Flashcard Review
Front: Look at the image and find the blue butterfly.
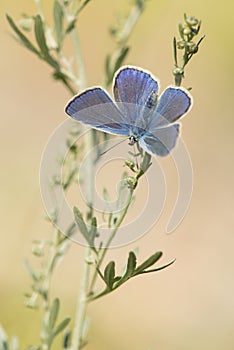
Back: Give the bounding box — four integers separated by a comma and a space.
65, 66, 193, 156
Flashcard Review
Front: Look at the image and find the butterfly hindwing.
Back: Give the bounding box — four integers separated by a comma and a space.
139, 123, 180, 156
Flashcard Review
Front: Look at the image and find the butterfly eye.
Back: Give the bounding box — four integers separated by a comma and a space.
128, 135, 138, 146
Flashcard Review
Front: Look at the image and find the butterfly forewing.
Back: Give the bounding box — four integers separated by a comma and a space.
66, 87, 130, 136
113, 67, 160, 126
150, 87, 192, 128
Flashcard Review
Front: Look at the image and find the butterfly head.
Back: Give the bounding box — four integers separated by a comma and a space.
128, 135, 138, 146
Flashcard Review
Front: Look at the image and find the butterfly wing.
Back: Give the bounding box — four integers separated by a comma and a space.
113, 66, 160, 128
150, 86, 192, 128
139, 123, 180, 156
140, 87, 191, 155
65, 87, 130, 136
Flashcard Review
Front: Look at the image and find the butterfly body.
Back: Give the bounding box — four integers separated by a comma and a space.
65, 66, 193, 156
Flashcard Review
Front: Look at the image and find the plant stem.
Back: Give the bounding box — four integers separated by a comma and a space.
71, 247, 91, 350
88, 189, 134, 295
71, 29, 87, 91
40, 228, 59, 349
116, 2, 144, 45
69, 23, 94, 350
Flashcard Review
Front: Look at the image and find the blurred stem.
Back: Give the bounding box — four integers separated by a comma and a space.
71, 29, 87, 90
68, 20, 94, 350
71, 247, 91, 350
117, 2, 144, 45
76, 0, 92, 16
40, 228, 57, 350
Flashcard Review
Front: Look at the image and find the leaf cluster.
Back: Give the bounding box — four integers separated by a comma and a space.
92, 251, 174, 300
6, 0, 83, 94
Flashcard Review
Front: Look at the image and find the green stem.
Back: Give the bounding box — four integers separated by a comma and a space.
71, 29, 87, 91
68, 20, 94, 350
71, 247, 91, 350
89, 188, 134, 295
40, 228, 59, 349
88, 152, 150, 297
116, 2, 144, 45
75, 0, 92, 16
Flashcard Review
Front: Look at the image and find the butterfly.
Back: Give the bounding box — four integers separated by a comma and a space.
65, 66, 193, 156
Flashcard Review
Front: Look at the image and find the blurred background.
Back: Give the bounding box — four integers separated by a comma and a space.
1, 0, 234, 349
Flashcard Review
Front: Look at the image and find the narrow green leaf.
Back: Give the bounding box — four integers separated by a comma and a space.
133, 252, 163, 276
113, 251, 137, 288
34, 15, 50, 57
49, 298, 60, 331
140, 152, 152, 173
54, 0, 64, 49
63, 166, 78, 190
103, 261, 115, 290
34, 15, 59, 69
125, 251, 137, 277
63, 331, 71, 349
173, 37, 178, 66
113, 46, 129, 72
75, 0, 92, 16
34, 16, 60, 68
89, 217, 97, 245
53, 317, 70, 338
137, 258, 175, 274
6, 14, 40, 56
73, 207, 89, 242
64, 19, 77, 35
136, 0, 145, 10
113, 276, 122, 283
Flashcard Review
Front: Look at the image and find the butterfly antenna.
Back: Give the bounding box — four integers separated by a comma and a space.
100, 137, 128, 156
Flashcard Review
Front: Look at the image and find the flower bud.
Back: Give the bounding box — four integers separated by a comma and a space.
186, 16, 199, 27
173, 67, 184, 76
188, 42, 199, 54
18, 17, 33, 31
32, 245, 44, 257
177, 39, 185, 49
125, 176, 137, 189
124, 159, 136, 172
183, 26, 191, 35
85, 255, 95, 265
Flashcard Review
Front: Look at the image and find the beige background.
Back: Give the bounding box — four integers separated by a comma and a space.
1, 0, 234, 349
